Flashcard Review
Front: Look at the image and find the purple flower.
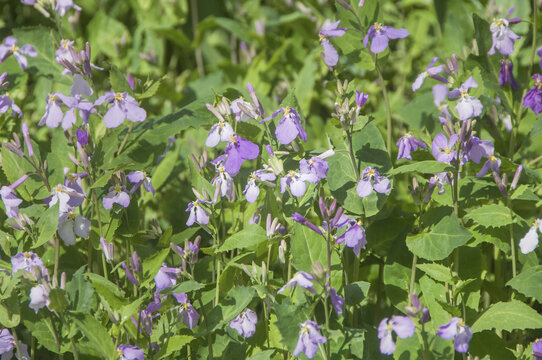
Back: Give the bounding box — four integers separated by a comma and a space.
431, 133, 458, 163
100, 237, 114, 261
0, 36, 37, 70
356, 167, 391, 198
437, 317, 473, 353
211, 164, 235, 201
449, 77, 483, 120
278, 271, 315, 294
76, 128, 88, 146
224, 135, 259, 176
488, 18, 520, 55
519, 219, 542, 254
205, 118, 234, 147
0, 329, 14, 355
55, 0, 81, 16
103, 184, 130, 210
466, 136, 494, 164
292, 212, 322, 235
0, 94, 22, 118
58, 208, 91, 245
355, 91, 368, 109
117, 345, 144, 360
185, 200, 210, 226
29, 284, 50, 313
280, 171, 312, 197
533, 338, 542, 360
243, 167, 276, 203
319, 20, 346, 68
363, 23, 409, 54
299, 157, 329, 183
11, 252, 45, 276
329, 287, 344, 315
154, 264, 179, 291
247, 82, 264, 118
424, 172, 451, 202
336, 218, 367, 256
57, 93, 95, 130
412, 57, 446, 91
229, 308, 258, 338
174, 293, 200, 329
377, 316, 415, 355
38, 93, 64, 128
262, 107, 307, 145
127, 171, 155, 196
476, 155, 501, 177
0, 186, 22, 219
523, 74, 542, 115
432, 84, 450, 117
231, 98, 258, 122
95, 91, 146, 128
293, 320, 327, 359
121, 262, 139, 285
396, 133, 427, 160
499, 59, 518, 88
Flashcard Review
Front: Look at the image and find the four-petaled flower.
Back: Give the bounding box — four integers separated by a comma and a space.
243, 167, 276, 203
293, 320, 327, 359
0, 36, 37, 70
476, 155, 501, 177
262, 107, 307, 145
363, 23, 409, 54
29, 284, 50, 313
229, 308, 258, 338
117, 345, 144, 360
489, 18, 520, 55
519, 218, 542, 254
449, 77, 483, 121
224, 135, 259, 175
396, 133, 427, 160
356, 167, 391, 198
412, 57, 447, 91
58, 208, 91, 245
186, 200, 210, 226
437, 317, 473, 353
11, 251, 46, 276
533, 338, 542, 360
319, 20, 347, 68
173, 293, 200, 329
103, 184, 130, 210
336, 218, 367, 255
523, 74, 542, 115
377, 316, 415, 355
95, 91, 146, 128
280, 170, 312, 197
432, 133, 458, 163
278, 271, 315, 294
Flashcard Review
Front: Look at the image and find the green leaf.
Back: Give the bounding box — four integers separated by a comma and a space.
389, 161, 453, 176
471, 300, 542, 332
142, 247, 170, 288
33, 203, 59, 249
344, 281, 371, 306
416, 263, 454, 283
202, 286, 255, 335
13, 27, 62, 76
73, 314, 116, 360
163, 280, 203, 295
406, 213, 472, 261
86, 273, 127, 309
48, 288, 68, 313
24, 320, 70, 354
110, 66, 133, 94
273, 298, 308, 353
530, 116, 542, 138
216, 224, 267, 253
66, 267, 95, 313
506, 266, 542, 303
156, 335, 193, 359
89, 171, 113, 189
87, 11, 129, 60
0, 294, 20, 327
464, 204, 513, 228
291, 223, 328, 272
137, 76, 165, 100
151, 146, 178, 191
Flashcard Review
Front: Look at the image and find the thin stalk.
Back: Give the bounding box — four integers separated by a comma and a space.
48, 312, 62, 356
408, 254, 418, 305
346, 129, 360, 181
507, 196, 517, 278
116, 123, 134, 156
31, 336, 35, 360
190, 0, 205, 76
11, 330, 23, 360
373, 56, 393, 156
323, 297, 331, 360
196, 294, 213, 359
215, 258, 221, 306
528, 0, 538, 80
54, 236, 61, 285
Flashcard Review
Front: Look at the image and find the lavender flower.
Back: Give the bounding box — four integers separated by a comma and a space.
94, 91, 146, 128
329, 286, 344, 315
336, 218, 367, 255
278, 271, 315, 294
280, 171, 311, 197
0, 94, 23, 118
466, 136, 494, 164
57, 92, 94, 130
449, 77, 483, 120
117, 345, 144, 360
55, 0, 81, 17
437, 317, 473, 353
29, 284, 50, 313
224, 135, 259, 175
211, 164, 235, 201
299, 156, 329, 183
292, 212, 322, 235
0, 186, 22, 219
432, 84, 450, 117
262, 107, 307, 145
154, 264, 179, 292
100, 237, 114, 261
355, 91, 368, 109
243, 167, 276, 203
412, 57, 446, 91
293, 320, 327, 359
127, 171, 155, 196
519, 219, 542, 254
76, 128, 88, 146
205, 118, 234, 147
356, 167, 391, 198
174, 293, 200, 329
499, 59, 518, 88
246, 82, 264, 118
488, 18, 520, 55
230, 98, 258, 122
0, 36, 37, 70
377, 316, 415, 355
103, 184, 130, 210
11, 252, 45, 276
186, 200, 210, 226
476, 155, 501, 177
319, 20, 346, 68
0, 329, 14, 355
396, 133, 427, 160
523, 74, 542, 115
533, 338, 542, 360
38, 93, 64, 128
432, 133, 458, 163
229, 308, 258, 338
363, 23, 409, 54
121, 262, 139, 285
58, 208, 91, 245
424, 172, 451, 202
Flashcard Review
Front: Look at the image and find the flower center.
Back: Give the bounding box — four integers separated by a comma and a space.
219, 166, 225, 173
489, 155, 497, 162
288, 170, 296, 178
319, 34, 325, 41
536, 78, 542, 90
387, 322, 393, 331
114, 185, 122, 193
24, 252, 31, 259
534, 219, 539, 227
444, 148, 451, 154
49, 94, 59, 102
62, 40, 70, 49
308, 159, 314, 165
284, 106, 291, 115
68, 174, 77, 182
117, 349, 123, 356
458, 319, 466, 327
11, 44, 19, 52
374, 23, 383, 32
55, 185, 64, 192
68, 211, 76, 219
218, 121, 225, 128
114, 93, 124, 101
493, 18, 504, 27
193, 201, 199, 207
367, 169, 375, 177
229, 135, 237, 144
250, 172, 257, 180
460, 90, 468, 97
301, 325, 309, 333
403, 132, 411, 139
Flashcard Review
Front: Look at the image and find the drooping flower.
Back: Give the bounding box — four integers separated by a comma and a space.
11, 252, 45, 276
185, 200, 210, 226
356, 167, 391, 198
519, 219, 542, 254
117, 345, 144, 360
488, 18, 520, 55
355, 91, 368, 109
396, 133, 427, 160
532, 338, 542, 360
329, 286, 345, 315
523, 74, 542, 115
449, 77, 483, 121
465, 136, 494, 164
211, 163, 235, 201
278, 271, 315, 294
280, 171, 312, 197
0, 36, 37, 70
246, 82, 264, 118
476, 155, 501, 177
76, 128, 88, 146
299, 156, 330, 183
205, 117, 234, 147
229, 308, 258, 338
58, 208, 91, 245
0, 94, 23, 118
336, 218, 367, 255
230, 98, 258, 122
55, 0, 81, 17
377, 316, 416, 355
154, 264, 179, 292
412, 57, 447, 91
261, 107, 307, 145
121, 262, 139, 285
437, 317, 473, 353
319, 20, 347, 68
292, 212, 322, 235
127, 171, 155, 196
94, 91, 146, 128
243, 166, 276, 203
103, 184, 130, 210
293, 320, 327, 359
0, 186, 23, 218
173, 293, 200, 329
224, 135, 259, 176
29, 284, 50, 313
0, 329, 14, 355
100, 237, 114, 261
363, 23, 409, 54
431, 133, 458, 163
424, 172, 452, 202
38, 93, 64, 128
499, 59, 518, 88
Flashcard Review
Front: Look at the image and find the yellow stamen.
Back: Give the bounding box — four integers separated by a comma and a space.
284, 106, 291, 115
319, 34, 325, 41
489, 155, 497, 162
387, 322, 393, 331
114, 185, 122, 193
114, 93, 124, 101
300, 325, 309, 333
367, 169, 375, 177
289, 170, 296, 177
11, 44, 19, 52
460, 90, 468, 97
229, 135, 237, 144
49, 94, 59, 102
444, 148, 451, 154
374, 23, 383, 31
534, 219, 539, 227
219, 166, 225, 173
308, 159, 314, 165
24, 252, 31, 259
68, 211, 77, 220
61, 40, 70, 49
55, 186, 63, 192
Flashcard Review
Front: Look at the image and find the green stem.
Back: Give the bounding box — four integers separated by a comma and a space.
323, 297, 331, 360
11, 329, 23, 360
116, 123, 134, 157
346, 129, 360, 181
48, 312, 62, 356
528, 0, 538, 80
408, 254, 418, 305
507, 196, 517, 278
373, 55, 393, 156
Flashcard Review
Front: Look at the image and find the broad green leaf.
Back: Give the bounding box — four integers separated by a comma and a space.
163, 280, 204, 295
344, 281, 371, 306
73, 314, 116, 360
290, 223, 339, 273
273, 298, 309, 353
110, 66, 133, 94
247, 350, 275, 360
151, 146, 178, 191
216, 224, 267, 253
88, 11, 130, 60
416, 263, 454, 283
471, 300, 542, 332
156, 335, 193, 359
23, 320, 70, 354
89, 171, 113, 189
464, 204, 513, 228
66, 267, 95, 313
48, 288, 68, 313
407, 213, 472, 261
389, 161, 453, 176
13, 27, 62, 76
0, 294, 20, 328
202, 286, 255, 335
530, 116, 542, 138
86, 273, 127, 309
507, 266, 542, 302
